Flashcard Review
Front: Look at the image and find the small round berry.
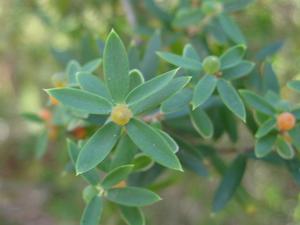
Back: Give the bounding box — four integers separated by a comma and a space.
277, 112, 296, 132
203, 56, 221, 75
111, 104, 132, 126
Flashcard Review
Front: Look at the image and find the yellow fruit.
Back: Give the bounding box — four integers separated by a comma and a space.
277, 112, 296, 132
111, 104, 132, 126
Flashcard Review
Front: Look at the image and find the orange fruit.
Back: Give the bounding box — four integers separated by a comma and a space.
277, 112, 296, 132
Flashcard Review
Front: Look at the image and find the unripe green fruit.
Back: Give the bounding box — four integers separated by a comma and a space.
82, 185, 98, 203
202, 0, 223, 15
202, 56, 221, 74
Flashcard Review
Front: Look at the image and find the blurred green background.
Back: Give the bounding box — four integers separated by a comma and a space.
1, 0, 300, 224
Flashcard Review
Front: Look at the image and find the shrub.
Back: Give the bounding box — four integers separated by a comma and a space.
23, 1, 300, 224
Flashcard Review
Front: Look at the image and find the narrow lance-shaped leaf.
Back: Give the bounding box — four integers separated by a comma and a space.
80, 196, 103, 225
157, 51, 202, 71
67, 139, 99, 185
120, 206, 145, 225
77, 72, 112, 101
35, 129, 48, 159
110, 134, 137, 170
218, 14, 246, 44
240, 90, 276, 115
67, 60, 81, 85
276, 136, 295, 159
126, 119, 183, 171
192, 75, 217, 109
129, 69, 145, 91
130, 76, 191, 115
217, 79, 246, 121
82, 58, 102, 73
140, 31, 161, 79
190, 107, 214, 139
255, 134, 277, 158
222, 61, 255, 81
126, 69, 178, 104
102, 165, 134, 189
46, 88, 112, 115
220, 45, 246, 69
212, 154, 247, 212
288, 80, 300, 93
161, 88, 192, 114
107, 187, 161, 207
103, 30, 129, 102
76, 123, 121, 174
255, 118, 276, 138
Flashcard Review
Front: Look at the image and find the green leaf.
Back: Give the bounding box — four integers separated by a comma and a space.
82, 185, 98, 204
212, 155, 247, 212
263, 63, 280, 94
132, 154, 154, 172
157, 129, 179, 153
35, 129, 48, 159
80, 196, 103, 225
46, 88, 112, 115
77, 72, 112, 100
220, 45, 246, 69
240, 90, 276, 115
110, 134, 137, 170
222, 61, 255, 80
288, 80, 300, 93
103, 30, 129, 102
255, 118, 276, 138
22, 112, 44, 123
76, 123, 121, 174
157, 52, 202, 71
178, 150, 208, 177
120, 206, 145, 225
172, 7, 203, 28
130, 77, 191, 115
289, 126, 300, 151
217, 79, 246, 121
140, 31, 161, 79
276, 136, 295, 159
255, 134, 276, 158
107, 187, 161, 207
67, 140, 99, 185
192, 75, 217, 109
67, 60, 81, 86
224, 0, 254, 13
126, 69, 178, 104
102, 165, 134, 189
161, 89, 192, 113
190, 107, 214, 138
82, 58, 102, 73
129, 69, 145, 91
126, 119, 182, 171
218, 14, 246, 44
